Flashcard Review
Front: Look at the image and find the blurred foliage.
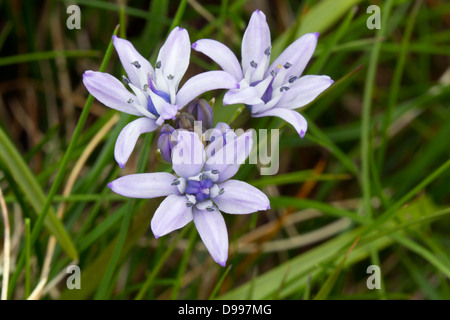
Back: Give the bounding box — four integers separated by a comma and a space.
0, 0, 449, 300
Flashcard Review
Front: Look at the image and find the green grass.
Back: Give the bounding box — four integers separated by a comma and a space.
0, 0, 449, 300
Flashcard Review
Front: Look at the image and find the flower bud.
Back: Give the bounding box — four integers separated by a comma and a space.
174, 112, 196, 131
184, 98, 214, 131
157, 124, 176, 163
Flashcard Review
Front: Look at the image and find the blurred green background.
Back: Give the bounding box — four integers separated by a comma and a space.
0, 0, 449, 300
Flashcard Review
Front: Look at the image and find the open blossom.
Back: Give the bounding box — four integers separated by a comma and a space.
108, 130, 270, 266
83, 27, 238, 168
192, 10, 333, 138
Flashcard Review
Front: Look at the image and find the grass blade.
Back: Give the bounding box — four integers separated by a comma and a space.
0, 126, 78, 259
314, 236, 360, 300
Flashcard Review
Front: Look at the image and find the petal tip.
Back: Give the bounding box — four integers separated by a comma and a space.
218, 260, 227, 267
266, 205, 271, 210
299, 130, 306, 139
253, 9, 266, 19
118, 162, 125, 169
191, 42, 197, 49
82, 70, 92, 78
254, 9, 266, 16
107, 182, 113, 189
151, 224, 161, 239
314, 32, 320, 38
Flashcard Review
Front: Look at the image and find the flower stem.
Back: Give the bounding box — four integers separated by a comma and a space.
229, 106, 251, 129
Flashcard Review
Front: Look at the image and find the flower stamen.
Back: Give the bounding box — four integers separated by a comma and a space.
288, 75, 298, 83
131, 61, 141, 68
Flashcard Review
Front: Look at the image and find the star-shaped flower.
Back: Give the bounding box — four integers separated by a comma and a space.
108, 130, 270, 266
193, 10, 333, 138
83, 27, 238, 168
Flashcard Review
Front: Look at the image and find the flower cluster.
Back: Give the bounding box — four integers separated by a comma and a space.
83, 10, 332, 266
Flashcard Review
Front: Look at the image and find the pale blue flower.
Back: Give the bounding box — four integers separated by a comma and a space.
108, 131, 270, 266
83, 27, 238, 168
193, 10, 333, 138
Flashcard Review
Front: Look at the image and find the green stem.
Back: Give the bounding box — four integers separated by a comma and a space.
0, 50, 99, 66
229, 107, 251, 129
359, 0, 394, 302
363, 158, 450, 237
209, 264, 233, 300
170, 226, 197, 300
135, 226, 190, 300
168, 0, 188, 31
29, 25, 119, 253
377, 0, 422, 170
360, 0, 393, 219
24, 218, 31, 299
7, 25, 119, 299
94, 200, 134, 299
